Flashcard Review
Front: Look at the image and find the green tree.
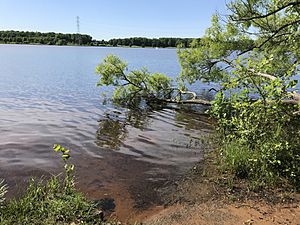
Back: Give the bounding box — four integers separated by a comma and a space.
178, 0, 300, 188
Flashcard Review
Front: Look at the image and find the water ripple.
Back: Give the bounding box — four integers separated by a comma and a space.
0, 45, 214, 205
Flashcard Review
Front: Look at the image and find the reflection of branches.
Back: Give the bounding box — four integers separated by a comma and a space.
174, 109, 213, 131
95, 109, 152, 150
125, 109, 152, 129
95, 104, 214, 150
95, 117, 128, 150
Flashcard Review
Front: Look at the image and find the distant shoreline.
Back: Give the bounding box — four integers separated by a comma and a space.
0, 30, 192, 49
0, 42, 177, 49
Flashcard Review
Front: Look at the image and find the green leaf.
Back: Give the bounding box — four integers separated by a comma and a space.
53, 144, 61, 152
62, 154, 70, 160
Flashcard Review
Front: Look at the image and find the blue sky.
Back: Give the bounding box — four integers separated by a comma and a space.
0, 0, 228, 40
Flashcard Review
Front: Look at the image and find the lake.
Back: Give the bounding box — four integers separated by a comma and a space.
0, 44, 213, 220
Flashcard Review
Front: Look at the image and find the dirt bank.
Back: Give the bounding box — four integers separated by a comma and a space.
140, 154, 300, 225
75, 150, 300, 225
144, 200, 300, 225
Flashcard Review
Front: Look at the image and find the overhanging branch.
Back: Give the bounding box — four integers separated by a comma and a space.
231, 1, 300, 22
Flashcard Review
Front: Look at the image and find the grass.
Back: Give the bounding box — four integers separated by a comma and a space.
0, 176, 120, 225
0, 144, 122, 225
218, 138, 300, 192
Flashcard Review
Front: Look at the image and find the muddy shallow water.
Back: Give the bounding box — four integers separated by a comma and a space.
0, 45, 214, 221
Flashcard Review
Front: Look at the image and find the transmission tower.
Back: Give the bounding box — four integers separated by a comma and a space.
76, 16, 81, 45
76, 16, 80, 34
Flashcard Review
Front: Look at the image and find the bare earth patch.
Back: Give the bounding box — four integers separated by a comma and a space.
142, 153, 300, 225
144, 200, 300, 225
83, 151, 300, 225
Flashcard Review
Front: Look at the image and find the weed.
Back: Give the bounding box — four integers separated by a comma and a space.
0, 145, 120, 225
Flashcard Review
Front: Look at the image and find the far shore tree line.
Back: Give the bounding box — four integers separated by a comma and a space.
0, 30, 193, 48
99, 37, 193, 48
0, 31, 93, 46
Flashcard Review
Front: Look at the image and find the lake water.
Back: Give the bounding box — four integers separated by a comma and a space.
0, 45, 213, 219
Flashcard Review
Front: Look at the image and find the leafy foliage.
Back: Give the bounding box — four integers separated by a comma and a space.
0, 179, 8, 208
53, 144, 75, 194
96, 54, 172, 107
178, 14, 254, 84
0, 145, 120, 224
212, 93, 300, 188
177, 0, 300, 188
0, 176, 100, 225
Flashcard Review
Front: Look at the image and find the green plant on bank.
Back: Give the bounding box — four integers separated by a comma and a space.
181, 0, 300, 189
96, 0, 300, 190
211, 82, 300, 189
0, 145, 119, 225
198, 0, 300, 190
53, 144, 75, 195
0, 180, 8, 208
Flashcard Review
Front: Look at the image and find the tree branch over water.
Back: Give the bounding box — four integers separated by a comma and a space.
95, 54, 212, 107
96, 0, 300, 190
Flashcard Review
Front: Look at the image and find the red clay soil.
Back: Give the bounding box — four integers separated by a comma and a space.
142, 161, 300, 225
74, 151, 300, 225
143, 200, 300, 225
135, 159, 300, 225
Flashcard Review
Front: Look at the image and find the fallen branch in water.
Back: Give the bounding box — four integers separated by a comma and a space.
163, 98, 212, 106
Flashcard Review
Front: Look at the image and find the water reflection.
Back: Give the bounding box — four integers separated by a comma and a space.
174, 108, 213, 131
0, 45, 217, 221
95, 106, 214, 156
95, 109, 152, 150
96, 116, 128, 150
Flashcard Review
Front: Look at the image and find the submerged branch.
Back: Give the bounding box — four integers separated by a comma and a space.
163, 98, 212, 106
153, 88, 212, 106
